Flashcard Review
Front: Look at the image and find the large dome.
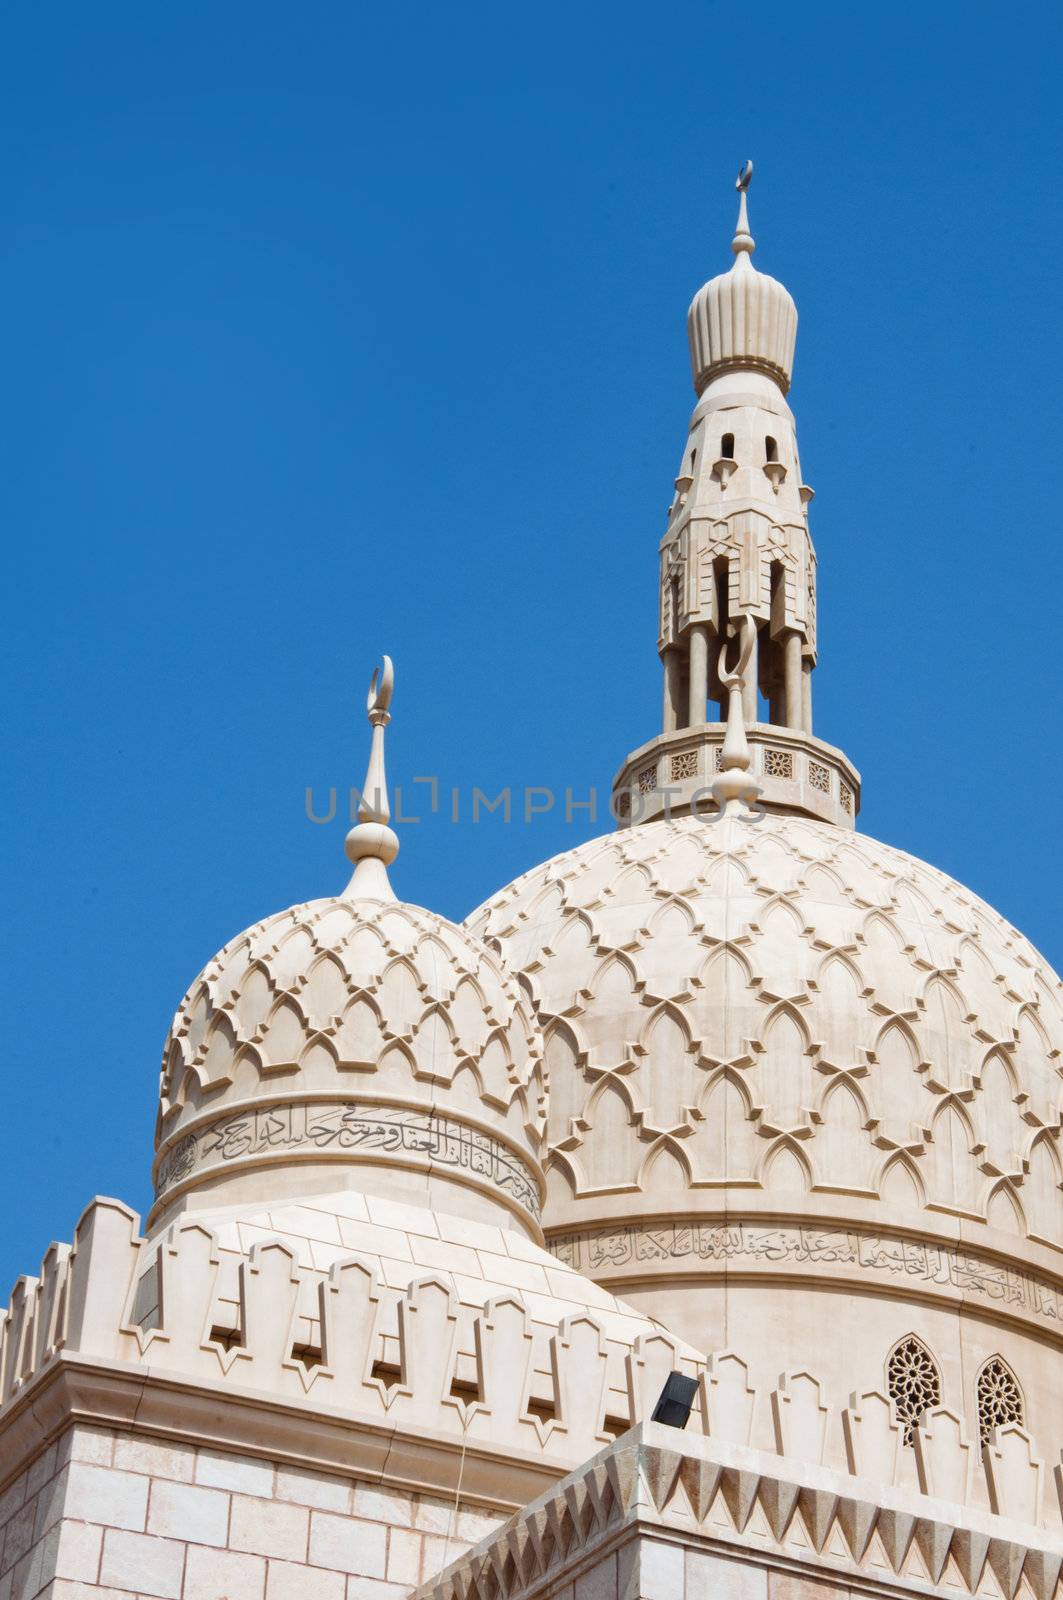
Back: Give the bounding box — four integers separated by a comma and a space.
468, 809, 1063, 1448
152, 894, 546, 1235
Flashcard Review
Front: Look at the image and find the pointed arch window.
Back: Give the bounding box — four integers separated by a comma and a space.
765, 436, 779, 462
721, 432, 735, 461
886, 1334, 941, 1444
977, 1357, 1024, 1444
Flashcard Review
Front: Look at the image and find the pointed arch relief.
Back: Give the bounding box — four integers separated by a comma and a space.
985, 1181, 1025, 1236
1024, 1130, 1063, 1248
760, 1137, 812, 1195
271, 925, 316, 989
634, 1003, 699, 1134
811, 1078, 875, 1195
702, 852, 751, 901
256, 996, 308, 1073
800, 862, 854, 910
976, 1050, 1025, 1177
543, 1020, 590, 1148
345, 922, 391, 987
813, 953, 876, 1072
866, 1018, 932, 1150
471, 1027, 512, 1106
410, 1006, 462, 1088
233, 961, 275, 1038
877, 1153, 926, 1212
748, 899, 812, 1004
693, 945, 758, 1065
691, 1069, 759, 1186
638, 1138, 692, 1196
650, 832, 707, 897
755, 1004, 815, 1134
573, 1078, 645, 1194
544, 1151, 578, 1208
1012, 1006, 1061, 1128
927, 1100, 983, 1216
834, 844, 892, 908
539, 911, 600, 1008
644, 895, 699, 942
416, 934, 461, 1002
301, 952, 352, 1032
376, 957, 424, 1039
957, 937, 1012, 1044
920, 976, 979, 1093
861, 913, 919, 1016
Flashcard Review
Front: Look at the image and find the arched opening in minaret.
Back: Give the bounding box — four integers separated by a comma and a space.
765, 562, 787, 725
710, 557, 730, 721
765, 436, 778, 463
720, 432, 735, 461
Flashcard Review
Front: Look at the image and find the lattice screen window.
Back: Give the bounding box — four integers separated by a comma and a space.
670, 750, 697, 782
977, 1357, 1024, 1444
615, 791, 631, 819
808, 759, 831, 794
840, 783, 853, 813
765, 749, 794, 779
887, 1335, 941, 1444
712, 745, 725, 771
638, 766, 658, 794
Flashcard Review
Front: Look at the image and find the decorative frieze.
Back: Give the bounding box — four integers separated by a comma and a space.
156, 1101, 542, 1220
550, 1221, 1063, 1333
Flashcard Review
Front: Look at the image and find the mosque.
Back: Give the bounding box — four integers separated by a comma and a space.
2, 168, 1061, 1600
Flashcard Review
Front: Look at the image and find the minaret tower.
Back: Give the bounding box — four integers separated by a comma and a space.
612, 163, 861, 827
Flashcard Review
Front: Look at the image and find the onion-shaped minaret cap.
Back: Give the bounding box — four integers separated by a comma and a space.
687, 162, 798, 395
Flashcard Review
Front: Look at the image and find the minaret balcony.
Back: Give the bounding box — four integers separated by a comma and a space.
612, 722, 860, 830
711, 456, 738, 490
763, 460, 788, 494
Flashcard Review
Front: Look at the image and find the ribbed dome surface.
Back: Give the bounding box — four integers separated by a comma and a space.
153, 895, 546, 1228
468, 812, 1063, 1253
688, 257, 798, 395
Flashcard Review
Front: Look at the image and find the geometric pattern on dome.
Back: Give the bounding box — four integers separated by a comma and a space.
886, 1334, 942, 1445
468, 813, 1063, 1246
159, 896, 545, 1146
977, 1355, 1024, 1444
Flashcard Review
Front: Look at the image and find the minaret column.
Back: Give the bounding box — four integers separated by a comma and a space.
801, 658, 813, 734
783, 631, 803, 729
688, 626, 710, 726
662, 648, 684, 733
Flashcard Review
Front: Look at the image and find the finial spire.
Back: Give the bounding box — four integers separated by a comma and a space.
344, 655, 399, 901
732, 159, 755, 262
711, 617, 763, 815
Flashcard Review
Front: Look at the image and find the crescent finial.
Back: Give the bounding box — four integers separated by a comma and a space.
367, 655, 395, 720
736, 159, 754, 192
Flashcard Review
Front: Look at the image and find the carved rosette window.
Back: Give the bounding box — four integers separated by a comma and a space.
887, 1335, 941, 1444
638, 766, 659, 795
765, 749, 794, 779
670, 750, 697, 782
977, 1357, 1024, 1444
808, 759, 831, 795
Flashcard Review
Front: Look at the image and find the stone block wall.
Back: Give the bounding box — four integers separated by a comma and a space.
0, 1426, 503, 1600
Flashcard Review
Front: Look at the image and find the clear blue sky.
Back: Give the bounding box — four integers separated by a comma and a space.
2, 2, 1061, 1293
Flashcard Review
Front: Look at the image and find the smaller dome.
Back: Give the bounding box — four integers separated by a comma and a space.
152, 895, 545, 1233
687, 170, 797, 395
150, 657, 546, 1237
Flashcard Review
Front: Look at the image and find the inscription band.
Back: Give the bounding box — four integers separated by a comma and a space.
156, 1101, 541, 1220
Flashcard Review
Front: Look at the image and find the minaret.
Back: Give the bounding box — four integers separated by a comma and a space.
612, 164, 861, 828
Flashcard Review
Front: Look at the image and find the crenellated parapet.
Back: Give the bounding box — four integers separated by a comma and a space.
4, 1199, 1063, 1538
